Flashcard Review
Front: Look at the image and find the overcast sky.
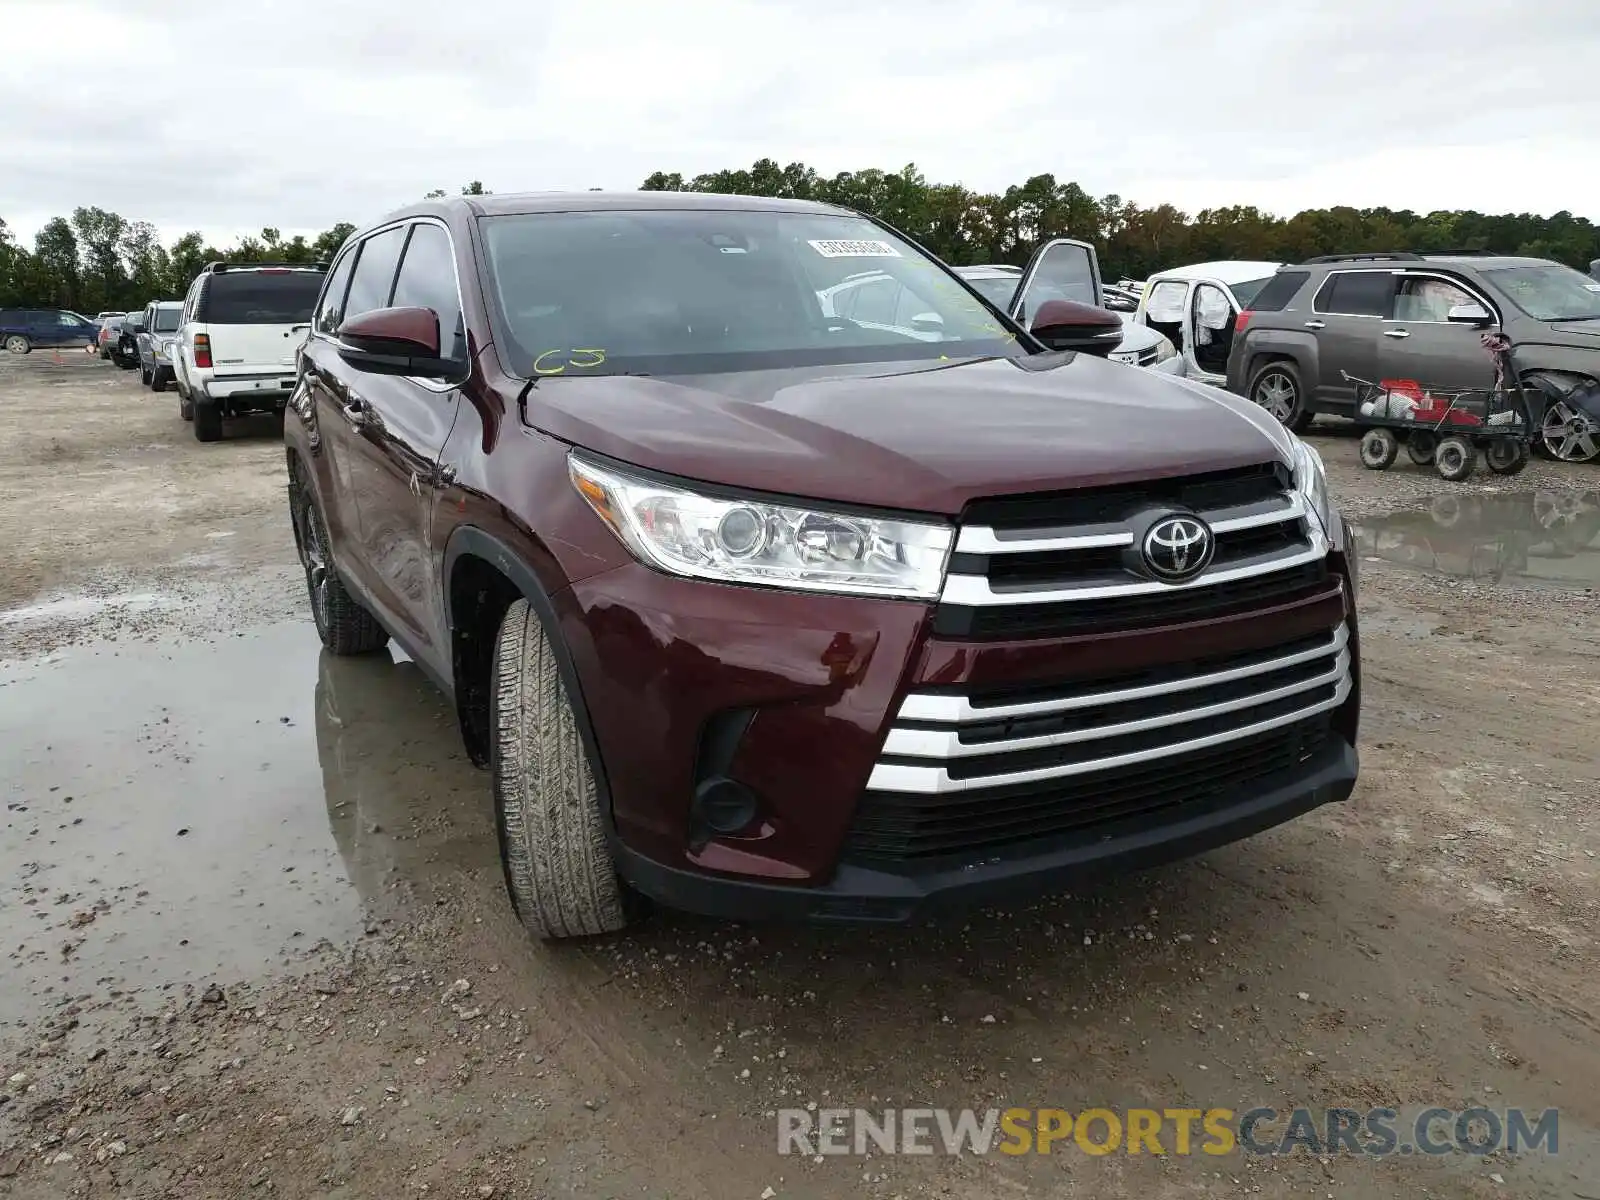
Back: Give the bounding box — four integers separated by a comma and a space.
5, 0, 1598, 248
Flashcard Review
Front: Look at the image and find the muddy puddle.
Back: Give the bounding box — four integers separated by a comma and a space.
1350, 488, 1600, 586
0, 621, 489, 1031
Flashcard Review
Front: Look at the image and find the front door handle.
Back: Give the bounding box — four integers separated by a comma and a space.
1304, 319, 1326, 330
1383, 329, 1410, 339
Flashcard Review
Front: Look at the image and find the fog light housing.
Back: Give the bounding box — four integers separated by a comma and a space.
692, 776, 759, 837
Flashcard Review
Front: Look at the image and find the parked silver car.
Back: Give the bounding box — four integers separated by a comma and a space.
134, 301, 184, 390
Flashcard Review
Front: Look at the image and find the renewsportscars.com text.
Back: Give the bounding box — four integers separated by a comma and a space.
778, 1106, 1559, 1158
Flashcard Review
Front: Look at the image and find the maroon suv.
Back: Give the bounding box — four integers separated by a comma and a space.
284, 192, 1360, 939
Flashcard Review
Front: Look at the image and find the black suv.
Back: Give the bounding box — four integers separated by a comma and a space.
1226, 252, 1600, 462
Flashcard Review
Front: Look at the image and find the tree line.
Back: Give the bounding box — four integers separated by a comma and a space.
5, 163, 1598, 313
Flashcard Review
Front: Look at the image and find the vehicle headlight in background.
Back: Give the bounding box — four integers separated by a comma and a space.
569, 453, 954, 599
1291, 436, 1331, 535
1152, 335, 1177, 363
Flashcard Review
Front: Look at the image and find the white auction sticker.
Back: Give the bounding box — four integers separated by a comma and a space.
808, 239, 901, 258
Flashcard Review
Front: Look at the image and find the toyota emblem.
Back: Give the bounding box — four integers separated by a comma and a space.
1142, 515, 1214, 582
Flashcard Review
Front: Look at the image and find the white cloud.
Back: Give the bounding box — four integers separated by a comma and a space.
3, 0, 1598, 247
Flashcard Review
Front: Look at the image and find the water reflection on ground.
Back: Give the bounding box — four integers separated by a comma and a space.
1350, 490, 1600, 585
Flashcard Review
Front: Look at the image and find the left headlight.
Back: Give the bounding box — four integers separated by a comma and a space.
1291, 436, 1331, 535
1152, 334, 1177, 364
569, 453, 954, 599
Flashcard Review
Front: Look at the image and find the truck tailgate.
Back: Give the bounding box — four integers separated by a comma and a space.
208, 324, 308, 377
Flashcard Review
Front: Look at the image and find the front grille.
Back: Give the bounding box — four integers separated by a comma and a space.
873, 622, 1348, 790
844, 714, 1333, 864
938, 461, 1327, 640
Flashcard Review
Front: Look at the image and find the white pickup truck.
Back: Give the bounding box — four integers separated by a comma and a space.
172, 262, 327, 442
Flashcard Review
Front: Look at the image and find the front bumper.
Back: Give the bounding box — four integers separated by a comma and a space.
617, 738, 1356, 922
560, 534, 1361, 924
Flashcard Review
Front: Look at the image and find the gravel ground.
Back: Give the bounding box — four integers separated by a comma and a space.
2, 349, 1598, 1199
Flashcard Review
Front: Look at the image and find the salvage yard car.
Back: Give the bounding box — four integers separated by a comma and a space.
173, 261, 326, 441
1225, 251, 1600, 461
1133, 261, 1286, 386
285, 191, 1361, 939
0, 307, 100, 354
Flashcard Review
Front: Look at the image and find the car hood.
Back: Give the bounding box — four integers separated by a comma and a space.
524, 353, 1294, 515
1113, 317, 1164, 353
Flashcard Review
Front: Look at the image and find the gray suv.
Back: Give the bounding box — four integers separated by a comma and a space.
1226, 252, 1600, 462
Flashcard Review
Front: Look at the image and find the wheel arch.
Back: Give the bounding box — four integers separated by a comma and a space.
441, 528, 614, 827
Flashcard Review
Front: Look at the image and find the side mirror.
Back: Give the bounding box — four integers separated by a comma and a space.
1030, 298, 1125, 357
336, 307, 456, 379
910, 312, 945, 334
129, 323, 147, 335
1447, 303, 1491, 327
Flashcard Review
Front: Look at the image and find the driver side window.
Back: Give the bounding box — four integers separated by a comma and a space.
1393, 276, 1475, 323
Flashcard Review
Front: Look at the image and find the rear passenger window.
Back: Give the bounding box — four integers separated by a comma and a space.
1248, 271, 1309, 312
343, 227, 407, 320
1314, 271, 1394, 317
389, 224, 464, 357
315, 251, 357, 335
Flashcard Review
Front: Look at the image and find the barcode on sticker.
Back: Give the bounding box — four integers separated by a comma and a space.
808, 239, 901, 258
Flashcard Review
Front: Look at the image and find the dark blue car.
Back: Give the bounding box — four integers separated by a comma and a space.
0, 308, 100, 354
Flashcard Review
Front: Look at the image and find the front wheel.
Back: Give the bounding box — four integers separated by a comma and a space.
151, 368, 169, 393
1359, 428, 1398, 470
1540, 399, 1600, 463
493, 598, 631, 940
1247, 360, 1312, 433
1435, 435, 1478, 482
4, 334, 30, 355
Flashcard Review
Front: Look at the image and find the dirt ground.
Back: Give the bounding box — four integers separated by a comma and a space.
2, 348, 1598, 1200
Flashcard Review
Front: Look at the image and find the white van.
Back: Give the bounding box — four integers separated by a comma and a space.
173, 262, 327, 442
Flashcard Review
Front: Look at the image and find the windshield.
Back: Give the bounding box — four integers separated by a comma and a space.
1483, 264, 1600, 321
480, 209, 1023, 377
963, 275, 1020, 310
202, 271, 325, 324
1227, 277, 1276, 307
153, 307, 182, 332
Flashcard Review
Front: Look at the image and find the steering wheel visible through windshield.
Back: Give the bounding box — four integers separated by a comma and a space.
479, 208, 1024, 377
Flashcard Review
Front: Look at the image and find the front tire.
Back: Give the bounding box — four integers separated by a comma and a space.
152, 368, 169, 393
1359, 428, 1398, 470
493, 599, 629, 940
290, 479, 389, 655
1435, 435, 1477, 481
1247, 360, 1312, 433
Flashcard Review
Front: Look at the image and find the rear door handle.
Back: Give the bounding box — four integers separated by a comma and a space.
1383, 329, 1410, 339
1303, 320, 1326, 330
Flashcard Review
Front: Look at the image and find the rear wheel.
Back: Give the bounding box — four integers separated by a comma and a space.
493, 598, 631, 940
1435, 435, 1477, 482
1359, 428, 1398, 470
1486, 440, 1531, 475
1247, 360, 1312, 433
193, 401, 223, 442
4, 334, 30, 355
290, 477, 389, 655
1406, 432, 1438, 465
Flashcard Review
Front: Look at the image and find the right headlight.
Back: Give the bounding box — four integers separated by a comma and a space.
569, 453, 954, 600
1290, 436, 1331, 536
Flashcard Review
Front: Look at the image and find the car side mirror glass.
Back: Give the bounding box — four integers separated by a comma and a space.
1447, 303, 1491, 327
336, 307, 456, 380
1029, 298, 1125, 357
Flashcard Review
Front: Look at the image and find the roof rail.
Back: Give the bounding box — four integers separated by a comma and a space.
205, 260, 329, 274
1300, 252, 1423, 265
1418, 248, 1498, 257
